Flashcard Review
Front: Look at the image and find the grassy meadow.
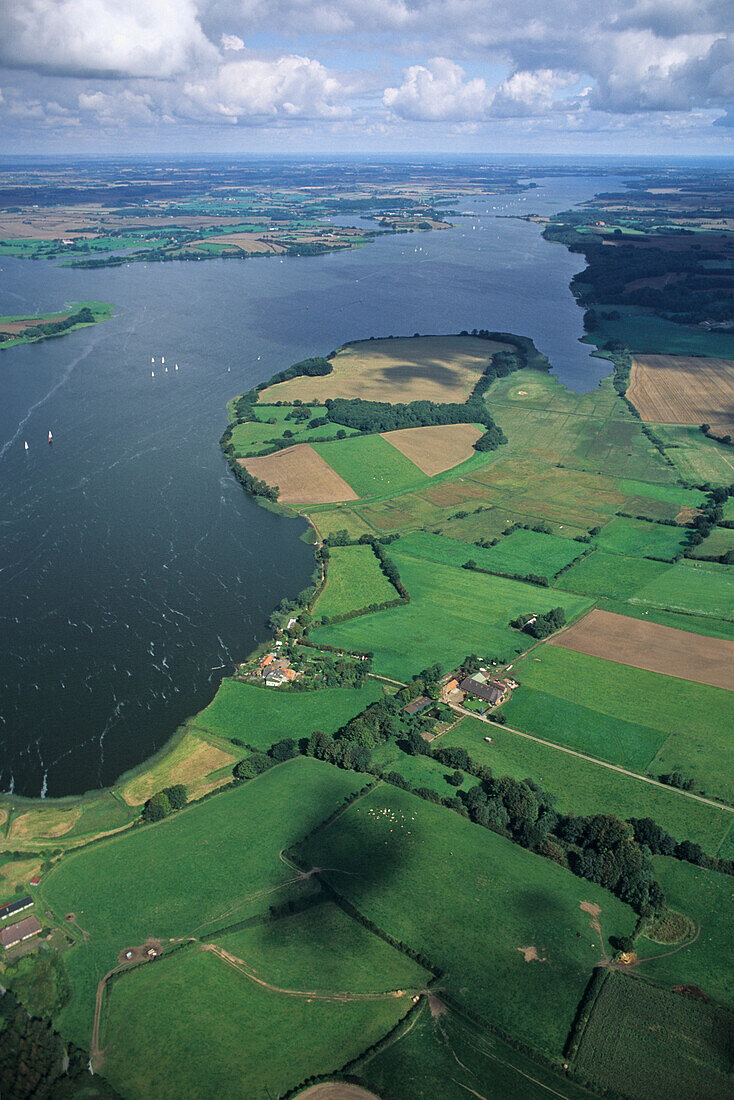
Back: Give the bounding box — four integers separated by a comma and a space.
313, 434, 426, 498
101, 945, 411, 1100
311, 553, 593, 681
194, 677, 383, 749
440, 717, 733, 855
393, 528, 585, 580
315, 544, 397, 618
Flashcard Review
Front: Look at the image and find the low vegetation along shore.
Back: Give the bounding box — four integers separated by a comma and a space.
2, 172, 733, 1100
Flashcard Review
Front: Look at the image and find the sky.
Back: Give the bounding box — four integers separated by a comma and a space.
1, 0, 733, 155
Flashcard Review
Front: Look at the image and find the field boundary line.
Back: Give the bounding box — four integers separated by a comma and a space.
449, 705, 734, 814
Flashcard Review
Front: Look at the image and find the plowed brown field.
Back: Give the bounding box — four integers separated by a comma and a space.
628, 355, 734, 435
259, 335, 509, 404
239, 443, 358, 505
549, 609, 734, 690
381, 423, 483, 475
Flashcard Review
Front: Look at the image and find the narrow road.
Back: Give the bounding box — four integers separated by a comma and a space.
449, 705, 733, 814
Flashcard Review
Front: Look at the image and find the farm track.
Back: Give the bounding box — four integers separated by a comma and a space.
448, 705, 734, 814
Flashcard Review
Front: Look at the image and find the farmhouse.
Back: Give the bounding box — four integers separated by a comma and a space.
0, 895, 33, 922
1, 915, 41, 950
460, 676, 506, 706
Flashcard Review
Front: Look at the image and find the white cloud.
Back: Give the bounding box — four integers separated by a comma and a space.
78, 89, 157, 125
491, 69, 577, 117
220, 33, 245, 51
383, 58, 491, 120
1, 0, 217, 79
183, 55, 352, 121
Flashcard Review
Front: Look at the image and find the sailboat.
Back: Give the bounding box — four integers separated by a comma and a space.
48, 430, 53, 444
151, 370, 155, 377
151, 357, 155, 364
24, 441, 29, 451
162, 356, 165, 365
175, 363, 178, 371
164, 365, 168, 373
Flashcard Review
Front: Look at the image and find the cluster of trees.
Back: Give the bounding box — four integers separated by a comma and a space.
700, 423, 733, 448
142, 784, 187, 822
470, 349, 522, 400
1, 306, 97, 344
683, 485, 732, 558
510, 607, 566, 638
0, 989, 110, 1098
229, 458, 279, 502
265, 356, 333, 386
311, 652, 370, 689
630, 817, 734, 876
323, 397, 507, 451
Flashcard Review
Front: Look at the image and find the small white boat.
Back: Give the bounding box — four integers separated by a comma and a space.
24, 440, 29, 451
175, 363, 178, 371
165, 366, 168, 372
48, 430, 53, 443
151, 357, 155, 363
151, 370, 155, 377
162, 356, 165, 365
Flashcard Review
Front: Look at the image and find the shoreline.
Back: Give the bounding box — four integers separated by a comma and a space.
0, 300, 112, 349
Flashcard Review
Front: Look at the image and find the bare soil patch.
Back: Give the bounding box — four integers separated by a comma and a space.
239, 444, 358, 505
549, 609, 734, 691
8, 807, 82, 840
259, 335, 510, 405
628, 354, 734, 435
381, 423, 483, 476
297, 1086, 382, 1100
0, 313, 72, 336
675, 506, 702, 524
118, 731, 237, 806
516, 945, 546, 962
118, 937, 163, 965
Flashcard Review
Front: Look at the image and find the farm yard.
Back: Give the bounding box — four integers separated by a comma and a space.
628, 354, 734, 436
548, 608, 734, 690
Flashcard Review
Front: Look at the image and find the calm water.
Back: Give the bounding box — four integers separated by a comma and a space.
0, 174, 615, 797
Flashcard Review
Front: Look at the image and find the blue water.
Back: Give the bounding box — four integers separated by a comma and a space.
0, 174, 615, 797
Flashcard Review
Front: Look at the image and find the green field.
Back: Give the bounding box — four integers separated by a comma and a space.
371, 740, 474, 800
216, 899, 429, 992
313, 434, 426, 498
573, 970, 733, 1100
585, 304, 734, 357
41, 758, 364, 1045
499, 646, 734, 800
594, 516, 686, 560
229, 405, 359, 454
654, 424, 734, 487
690, 526, 734, 560
297, 784, 636, 1059
596, 596, 734, 640
555, 550, 672, 599
194, 677, 383, 749
314, 544, 397, 618
635, 857, 734, 1005
101, 945, 411, 1099
0, 301, 112, 349
633, 558, 734, 620
312, 553, 592, 681
360, 1001, 594, 1100
440, 718, 732, 854
394, 528, 585, 580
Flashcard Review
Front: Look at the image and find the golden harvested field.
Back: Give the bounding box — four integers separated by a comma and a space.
550, 609, 734, 691
0, 313, 72, 336
381, 424, 482, 475
118, 731, 238, 806
8, 806, 82, 840
259, 335, 508, 404
239, 444, 358, 505
193, 233, 285, 254
629, 355, 734, 435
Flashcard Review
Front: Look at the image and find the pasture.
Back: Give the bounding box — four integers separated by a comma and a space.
440, 717, 732, 854
628, 354, 734, 436
633, 558, 734, 620
117, 729, 238, 806
690, 525, 734, 560
312, 435, 425, 499
548, 608, 734, 691
307, 505, 378, 542
296, 784, 637, 1059
315, 545, 397, 618
593, 516, 686, 560
361, 1000, 593, 1100
311, 553, 592, 681
381, 423, 483, 476
42, 758, 364, 1046
229, 405, 359, 454
258, 335, 505, 404
653, 424, 734, 486
215, 899, 429, 993
239, 443, 357, 505
195, 678, 384, 750
499, 646, 733, 800
101, 945, 411, 1100
635, 857, 734, 1005
573, 970, 732, 1100
555, 550, 671, 600
392, 528, 584, 580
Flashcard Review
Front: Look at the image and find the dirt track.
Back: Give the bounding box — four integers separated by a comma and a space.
549, 608, 734, 691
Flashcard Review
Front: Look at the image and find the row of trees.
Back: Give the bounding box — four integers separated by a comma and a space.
510, 607, 566, 639
142, 784, 187, 822
323, 396, 507, 451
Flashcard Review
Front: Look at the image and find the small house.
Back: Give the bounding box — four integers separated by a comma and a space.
29, 876, 41, 887
403, 695, 432, 716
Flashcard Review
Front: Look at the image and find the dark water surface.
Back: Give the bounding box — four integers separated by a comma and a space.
0, 175, 615, 797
